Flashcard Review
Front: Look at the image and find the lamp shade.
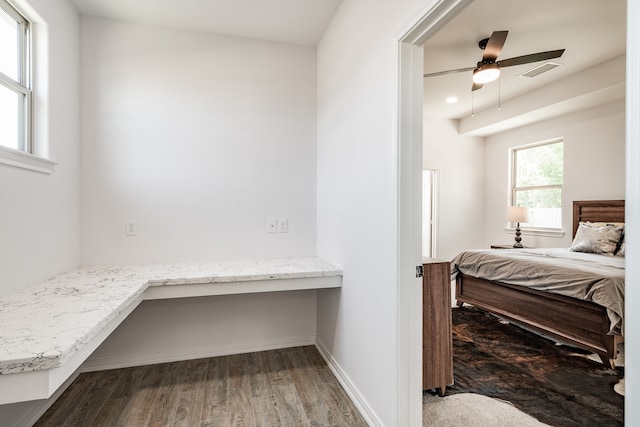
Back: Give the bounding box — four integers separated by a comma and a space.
506, 206, 530, 223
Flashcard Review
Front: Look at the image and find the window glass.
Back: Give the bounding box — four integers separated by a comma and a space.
0, 0, 30, 153
0, 83, 19, 149
0, 5, 19, 81
515, 142, 563, 188
512, 140, 564, 229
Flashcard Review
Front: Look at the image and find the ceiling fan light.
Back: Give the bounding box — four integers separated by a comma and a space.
473, 63, 500, 84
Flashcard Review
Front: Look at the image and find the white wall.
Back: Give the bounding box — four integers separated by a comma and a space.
423, 117, 484, 261
80, 17, 317, 266
0, 0, 79, 424
316, 1, 435, 425
76, 15, 321, 389
483, 99, 625, 248
0, 0, 80, 297
84, 291, 318, 370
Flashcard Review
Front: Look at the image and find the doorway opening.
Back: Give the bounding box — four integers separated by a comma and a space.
399, 1, 639, 426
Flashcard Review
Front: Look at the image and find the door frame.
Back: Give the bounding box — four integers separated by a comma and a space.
397, 0, 639, 425
396, 1, 473, 425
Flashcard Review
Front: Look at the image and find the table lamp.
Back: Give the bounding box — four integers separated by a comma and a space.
507, 206, 530, 248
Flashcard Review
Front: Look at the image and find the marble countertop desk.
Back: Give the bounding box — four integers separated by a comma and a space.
0, 257, 342, 382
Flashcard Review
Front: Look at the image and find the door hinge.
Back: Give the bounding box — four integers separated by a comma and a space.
416, 265, 424, 278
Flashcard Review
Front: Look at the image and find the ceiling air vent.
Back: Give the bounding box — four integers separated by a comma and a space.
519, 62, 561, 78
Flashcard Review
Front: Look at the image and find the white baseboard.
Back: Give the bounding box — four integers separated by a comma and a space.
81, 334, 316, 373
314, 338, 384, 427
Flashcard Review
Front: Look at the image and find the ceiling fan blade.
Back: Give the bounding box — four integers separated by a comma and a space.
472, 81, 483, 91
497, 49, 565, 68
423, 66, 476, 78
482, 30, 508, 62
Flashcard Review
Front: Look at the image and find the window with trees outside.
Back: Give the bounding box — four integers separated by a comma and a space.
511, 139, 564, 230
0, 0, 31, 153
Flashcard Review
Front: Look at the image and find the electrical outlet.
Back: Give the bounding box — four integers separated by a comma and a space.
267, 218, 277, 233
126, 220, 137, 236
277, 218, 288, 233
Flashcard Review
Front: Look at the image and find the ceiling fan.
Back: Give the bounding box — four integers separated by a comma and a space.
423, 30, 565, 91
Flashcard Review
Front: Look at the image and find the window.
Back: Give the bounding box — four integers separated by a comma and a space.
0, 0, 31, 153
511, 139, 564, 230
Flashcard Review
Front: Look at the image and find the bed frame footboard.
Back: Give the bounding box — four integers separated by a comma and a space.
456, 273, 621, 368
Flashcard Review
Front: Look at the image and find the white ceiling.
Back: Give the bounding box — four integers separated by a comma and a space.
69, 0, 625, 133
423, 0, 626, 124
69, 0, 343, 46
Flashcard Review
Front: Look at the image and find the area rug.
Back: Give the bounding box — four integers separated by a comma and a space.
446, 306, 624, 426
423, 392, 549, 426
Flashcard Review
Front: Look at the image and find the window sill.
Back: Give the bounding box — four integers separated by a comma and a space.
504, 227, 565, 238
0, 145, 57, 174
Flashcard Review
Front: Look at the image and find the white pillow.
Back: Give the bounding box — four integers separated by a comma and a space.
570, 222, 624, 255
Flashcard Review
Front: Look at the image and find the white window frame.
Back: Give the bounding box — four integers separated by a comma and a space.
0, 0, 54, 174
509, 138, 565, 236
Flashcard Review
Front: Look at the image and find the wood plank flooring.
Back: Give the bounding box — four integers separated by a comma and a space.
35, 346, 367, 427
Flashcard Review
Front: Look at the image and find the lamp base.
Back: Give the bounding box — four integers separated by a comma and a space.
513, 223, 523, 248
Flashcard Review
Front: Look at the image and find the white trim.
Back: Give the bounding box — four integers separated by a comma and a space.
511, 136, 564, 151
399, 0, 474, 45
315, 339, 384, 427
396, 40, 424, 427
625, 0, 639, 424
396, 1, 473, 426
0, 145, 56, 174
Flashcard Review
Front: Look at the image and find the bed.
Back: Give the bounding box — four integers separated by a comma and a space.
452, 200, 625, 368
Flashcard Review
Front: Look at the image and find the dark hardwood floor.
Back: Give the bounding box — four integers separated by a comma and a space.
35, 346, 367, 427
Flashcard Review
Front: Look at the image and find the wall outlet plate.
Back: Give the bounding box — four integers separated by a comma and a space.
126, 220, 137, 236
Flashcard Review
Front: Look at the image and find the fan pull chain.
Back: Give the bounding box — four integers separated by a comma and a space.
471, 91, 475, 117
498, 75, 501, 111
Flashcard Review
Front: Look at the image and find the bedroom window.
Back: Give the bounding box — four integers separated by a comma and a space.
511, 139, 564, 230
0, 0, 31, 153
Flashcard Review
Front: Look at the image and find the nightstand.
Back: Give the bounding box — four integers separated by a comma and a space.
490, 244, 532, 249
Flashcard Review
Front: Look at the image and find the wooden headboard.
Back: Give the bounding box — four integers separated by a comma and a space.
572, 200, 625, 237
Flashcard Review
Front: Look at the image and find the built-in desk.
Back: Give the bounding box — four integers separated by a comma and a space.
0, 257, 342, 405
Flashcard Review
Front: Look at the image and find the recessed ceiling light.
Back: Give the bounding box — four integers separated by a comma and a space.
445, 96, 458, 104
